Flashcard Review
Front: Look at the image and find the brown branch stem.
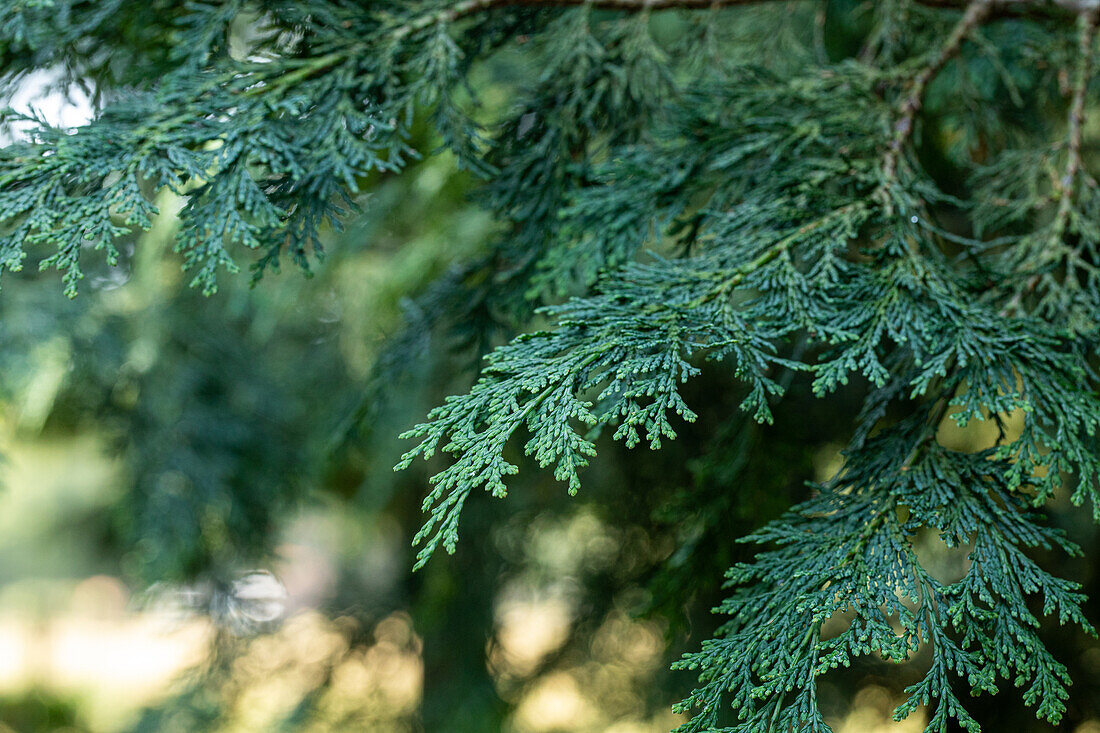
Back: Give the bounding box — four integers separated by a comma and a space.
402, 0, 1100, 34
396, 0, 780, 35
923, 0, 1099, 11
1001, 4, 1098, 316
1054, 6, 1098, 239
881, 0, 996, 191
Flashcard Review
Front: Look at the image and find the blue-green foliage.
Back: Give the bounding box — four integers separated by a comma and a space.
3, 1, 1100, 730
0, 0, 503, 294
674, 417, 1092, 732
396, 256, 796, 567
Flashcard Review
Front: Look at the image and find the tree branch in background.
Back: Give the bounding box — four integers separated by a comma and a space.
882, 0, 996, 189
1002, 4, 1098, 315
1055, 5, 1098, 238
429, 0, 1100, 28
921, 0, 1100, 13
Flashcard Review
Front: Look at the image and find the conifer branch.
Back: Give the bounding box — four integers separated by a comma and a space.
697, 200, 868, 306
404, 0, 1098, 31
1001, 4, 1098, 315
922, 0, 1099, 13
445, 0, 1100, 14
882, 0, 995, 189
8, 2, 1100, 728
1054, 5, 1097, 237
393, 0, 782, 34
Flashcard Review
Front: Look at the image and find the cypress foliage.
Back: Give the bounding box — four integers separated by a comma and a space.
4, 0, 1100, 729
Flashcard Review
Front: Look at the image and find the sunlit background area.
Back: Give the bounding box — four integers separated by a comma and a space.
3, 320, 1100, 733
0, 416, 928, 733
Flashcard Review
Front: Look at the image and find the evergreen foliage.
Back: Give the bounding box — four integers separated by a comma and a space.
5, 0, 1100, 730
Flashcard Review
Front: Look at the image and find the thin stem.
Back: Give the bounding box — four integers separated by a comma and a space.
398, 0, 797, 35
881, 0, 996, 190
456, 0, 1100, 15
693, 200, 869, 307
404, 0, 1100, 31
923, 0, 1100, 14
1054, 6, 1098, 239
900, 371, 958, 471
246, 0, 1093, 94
1001, 5, 1098, 315
813, 0, 828, 64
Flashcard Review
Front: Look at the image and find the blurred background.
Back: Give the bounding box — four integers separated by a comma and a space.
2, 6, 1100, 733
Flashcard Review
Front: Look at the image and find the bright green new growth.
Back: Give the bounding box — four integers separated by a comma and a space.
4, 0, 1100, 730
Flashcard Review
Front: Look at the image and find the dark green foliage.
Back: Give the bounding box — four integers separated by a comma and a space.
0, 689, 87, 732
5, 0, 1100, 731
